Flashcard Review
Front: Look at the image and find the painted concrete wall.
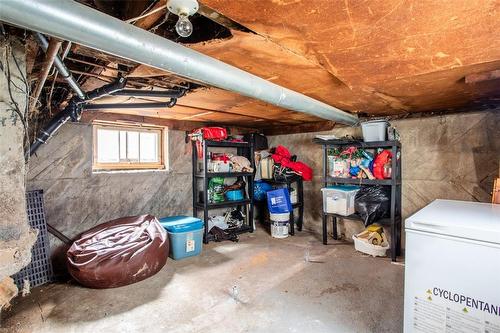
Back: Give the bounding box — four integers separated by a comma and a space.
27, 123, 193, 257
0, 39, 36, 285
26, 110, 499, 265
268, 110, 500, 243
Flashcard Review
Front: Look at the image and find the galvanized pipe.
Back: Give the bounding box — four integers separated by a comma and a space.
34, 32, 86, 100
1, 0, 358, 125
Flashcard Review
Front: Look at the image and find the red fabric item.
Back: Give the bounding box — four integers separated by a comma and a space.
271, 145, 291, 164
271, 145, 313, 181
373, 150, 392, 179
287, 161, 313, 181
200, 127, 227, 140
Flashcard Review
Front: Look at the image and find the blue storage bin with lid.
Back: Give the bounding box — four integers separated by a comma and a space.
225, 189, 244, 201
159, 216, 204, 260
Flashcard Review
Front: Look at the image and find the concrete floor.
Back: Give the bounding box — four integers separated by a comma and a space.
1, 228, 404, 333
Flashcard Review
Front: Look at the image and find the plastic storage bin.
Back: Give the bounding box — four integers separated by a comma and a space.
225, 189, 244, 201
361, 120, 388, 142
321, 186, 360, 216
290, 188, 298, 204
159, 216, 204, 260
352, 235, 389, 257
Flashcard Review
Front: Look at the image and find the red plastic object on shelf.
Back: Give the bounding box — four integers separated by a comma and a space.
191, 127, 228, 158
373, 150, 392, 179
197, 127, 227, 141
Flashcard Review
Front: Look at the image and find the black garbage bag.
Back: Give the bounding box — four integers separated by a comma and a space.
354, 186, 391, 226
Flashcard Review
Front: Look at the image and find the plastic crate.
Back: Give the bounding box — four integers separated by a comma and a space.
12, 190, 53, 289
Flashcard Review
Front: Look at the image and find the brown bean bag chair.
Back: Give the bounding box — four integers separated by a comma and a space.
67, 215, 168, 288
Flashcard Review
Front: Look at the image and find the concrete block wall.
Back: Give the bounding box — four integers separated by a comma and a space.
268, 110, 500, 244
0, 39, 36, 291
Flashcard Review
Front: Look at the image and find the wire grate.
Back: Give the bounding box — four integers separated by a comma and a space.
12, 190, 53, 289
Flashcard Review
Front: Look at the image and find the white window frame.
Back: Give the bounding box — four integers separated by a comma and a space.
92, 121, 167, 171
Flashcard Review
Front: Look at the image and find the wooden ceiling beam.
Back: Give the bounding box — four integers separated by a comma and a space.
80, 111, 259, 133
81, 111, 206, 131
172, 103, 296, 125
108, 95, 300, 125
263, 121, 336, 136
465, 70, 500, 84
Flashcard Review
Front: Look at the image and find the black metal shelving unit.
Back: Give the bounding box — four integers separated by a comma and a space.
313, 138, 402, 261
192, 140, 255, 243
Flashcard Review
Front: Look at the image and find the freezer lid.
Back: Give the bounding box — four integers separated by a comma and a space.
405, 199, 500, 244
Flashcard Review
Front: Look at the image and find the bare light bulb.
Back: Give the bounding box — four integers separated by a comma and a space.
175, 14, 193, 38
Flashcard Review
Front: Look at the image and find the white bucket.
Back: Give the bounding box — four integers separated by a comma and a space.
270, 212, 290, 222
361, 120, 388, 142
271, 221, 289, 238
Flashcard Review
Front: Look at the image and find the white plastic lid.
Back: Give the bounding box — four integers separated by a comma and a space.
361, 119, 389, 124
405, 199, 500, 244
322, 185, 360, 192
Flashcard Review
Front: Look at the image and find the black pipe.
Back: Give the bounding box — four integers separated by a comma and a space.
29, 78, 128, 156
28, 98, 80, 156
83, 99, 177, 110
87, 76, 127, 101
111, 88, 186, 98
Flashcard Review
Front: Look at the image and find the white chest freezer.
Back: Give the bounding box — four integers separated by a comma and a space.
404, 199, 500, 333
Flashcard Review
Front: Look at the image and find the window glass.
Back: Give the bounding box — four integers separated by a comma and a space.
126, 131, 140, 161
97, 129, 119, 163
119, 131, 127, 160
140, 132, 158, 162
93, 124, 165, 171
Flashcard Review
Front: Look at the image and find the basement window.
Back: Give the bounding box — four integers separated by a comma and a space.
92, 123, 167, 171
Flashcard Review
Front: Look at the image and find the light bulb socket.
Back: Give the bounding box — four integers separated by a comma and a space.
167, 0, 199, 17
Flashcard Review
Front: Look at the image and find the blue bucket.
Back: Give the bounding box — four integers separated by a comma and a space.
225, 189, 244, 201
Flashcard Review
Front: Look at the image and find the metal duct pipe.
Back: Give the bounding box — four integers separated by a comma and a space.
1, 0, 358, 125
34, 32, 86, 100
